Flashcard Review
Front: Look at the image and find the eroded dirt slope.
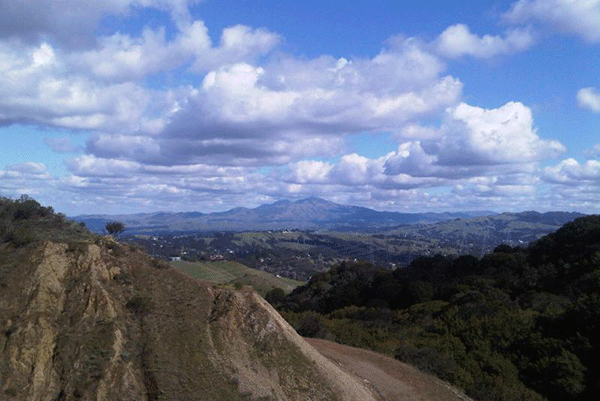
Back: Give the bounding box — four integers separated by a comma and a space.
0, 239, 378, 400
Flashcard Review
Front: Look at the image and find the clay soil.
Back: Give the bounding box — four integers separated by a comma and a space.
306, 338, 472, 401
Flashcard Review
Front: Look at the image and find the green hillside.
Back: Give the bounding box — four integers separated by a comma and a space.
279, 215, 600, 401
171, 259, 304, 296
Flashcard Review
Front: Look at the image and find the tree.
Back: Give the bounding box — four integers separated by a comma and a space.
105, 221, 125, 238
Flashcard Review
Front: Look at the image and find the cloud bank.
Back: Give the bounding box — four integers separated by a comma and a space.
0, 0, 595, 214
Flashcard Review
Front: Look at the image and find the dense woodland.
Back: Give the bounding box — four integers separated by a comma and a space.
273, 215, 600, 401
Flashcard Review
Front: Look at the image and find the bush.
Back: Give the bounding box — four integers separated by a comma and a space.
4, 226, 34, 247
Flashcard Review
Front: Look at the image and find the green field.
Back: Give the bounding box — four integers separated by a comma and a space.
170, 260, 304, 296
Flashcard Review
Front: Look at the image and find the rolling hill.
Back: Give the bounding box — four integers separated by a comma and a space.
170, 259, 304, 296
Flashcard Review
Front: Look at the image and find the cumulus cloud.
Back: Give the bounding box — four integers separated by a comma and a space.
0, 0, 460, 176
0, 0, 202, 48
287, 151, 444, 193
436, 24, 535, 58
505, 0, 600, 42
156, 39, 461, 166
385, 102, 565, 178
280, 101, 566, 211
3, 0, 585, 214
577, 87, 600, 113
0, 41, 155, 131
0, 25, 280, 141
77, 22, 281, 82
0, 0, 469, 213
543, 158, 600, 184
436, 102, 565, 165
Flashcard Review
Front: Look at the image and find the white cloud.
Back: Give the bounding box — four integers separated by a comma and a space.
66, 155, 142, 178
385, 102, 565, 180
0, 41, 156, 132
5, 1, 591, 214
158, 39, 461, 166
0, 0, 461, 174
505, 0, 600, 42
290, 161, 333, 184
436, 24, 535, 58
577, 87, 600, 112
190, 25, 281, 72
77, 22, 281, 82
543, 158, 600, 184
0, 162, 53, 199
437, 102, 566, 165
278, 101, 567, 212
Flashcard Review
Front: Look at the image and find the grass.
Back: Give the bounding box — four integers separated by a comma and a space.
171, 260, 304, 296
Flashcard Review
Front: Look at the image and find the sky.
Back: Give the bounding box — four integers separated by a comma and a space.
1, 0, 600, 216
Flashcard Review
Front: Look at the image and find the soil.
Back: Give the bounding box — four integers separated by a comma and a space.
306, 338, 473, 401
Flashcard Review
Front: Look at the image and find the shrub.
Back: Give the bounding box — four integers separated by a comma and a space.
4, 226, 34, 247
265, 288, 286, 305
395, 345, 459, 383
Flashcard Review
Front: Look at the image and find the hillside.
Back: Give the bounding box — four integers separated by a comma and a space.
0, 196, 471, 401
278, 215, 600, 401
0, 197, 377, 400
387, 210, 584, 251
170, 259, 303, 296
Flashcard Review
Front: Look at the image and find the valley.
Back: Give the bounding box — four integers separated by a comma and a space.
122, 204, 582, 281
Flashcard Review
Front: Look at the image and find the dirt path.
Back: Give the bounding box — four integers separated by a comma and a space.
306, 338, 472, 401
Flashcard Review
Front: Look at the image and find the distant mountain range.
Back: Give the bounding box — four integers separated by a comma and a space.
72, 197, 493, 233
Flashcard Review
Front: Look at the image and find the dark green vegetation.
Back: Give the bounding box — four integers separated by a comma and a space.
277, 215, 600, 401
1, 195, 93, 247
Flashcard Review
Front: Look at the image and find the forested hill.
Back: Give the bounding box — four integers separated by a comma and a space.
276, 215, 600, 401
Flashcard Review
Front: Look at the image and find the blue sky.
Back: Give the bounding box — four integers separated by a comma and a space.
1, 0, 600, 215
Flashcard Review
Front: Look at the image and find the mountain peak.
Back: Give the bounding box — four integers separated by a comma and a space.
295, 196, 334, 205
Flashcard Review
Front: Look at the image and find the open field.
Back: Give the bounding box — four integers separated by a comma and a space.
170, 259, 304, 296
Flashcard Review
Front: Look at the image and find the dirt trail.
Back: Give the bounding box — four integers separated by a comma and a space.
306, 338, 472, 401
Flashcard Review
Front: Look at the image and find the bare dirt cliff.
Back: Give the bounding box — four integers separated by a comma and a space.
0, 237, 378, 401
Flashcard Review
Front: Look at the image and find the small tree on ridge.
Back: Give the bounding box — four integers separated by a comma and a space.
105, 221, 125, 238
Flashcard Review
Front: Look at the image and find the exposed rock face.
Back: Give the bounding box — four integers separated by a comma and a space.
0, 239, 377, 400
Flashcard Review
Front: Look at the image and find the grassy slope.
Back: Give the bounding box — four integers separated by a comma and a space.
171, 260, 304, 296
